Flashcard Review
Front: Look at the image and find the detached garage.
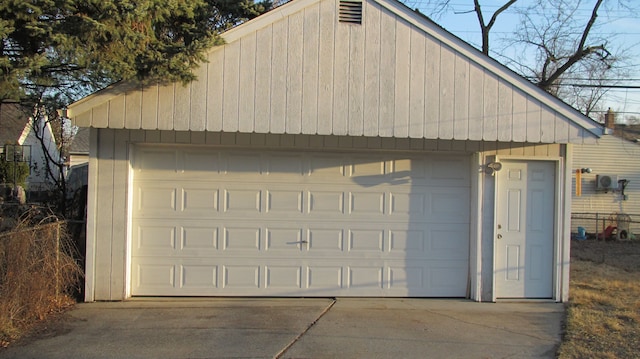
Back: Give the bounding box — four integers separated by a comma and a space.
68, 0, 602, 302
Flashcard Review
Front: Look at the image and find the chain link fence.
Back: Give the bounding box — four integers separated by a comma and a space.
572, 212, 639, 240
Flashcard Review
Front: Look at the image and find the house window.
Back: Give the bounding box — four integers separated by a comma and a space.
4, 144, 31, 164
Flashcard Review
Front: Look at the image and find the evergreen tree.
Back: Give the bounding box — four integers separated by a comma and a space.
1, 0, 271, 104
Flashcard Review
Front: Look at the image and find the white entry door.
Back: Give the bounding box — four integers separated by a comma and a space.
495, 160, 555, 299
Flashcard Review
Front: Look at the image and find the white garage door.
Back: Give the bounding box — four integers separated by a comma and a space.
130, 146, 470, 297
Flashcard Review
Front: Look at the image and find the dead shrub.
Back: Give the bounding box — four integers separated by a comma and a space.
0, 220, 82, 347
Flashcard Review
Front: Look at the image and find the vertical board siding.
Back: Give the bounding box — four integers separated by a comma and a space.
453, 53, 469, 140
124, 90, 142, 129
526, 97, 542, 142
540, 106, 555, 143
287, 11, 304, 134
302, 4, 321, 134
467, 63, 484, 141
363, 1, 381, 137
239, 33, 257, 133
190, 63, 208, 132
174, 83, 191, 131
271, 18, 288, 134
317, 0, 335, 135
254, 25, 273, 134
206, 48, 224, 131
222, 41, 241, 132
511, 89, 527, 142
409, 28, 425, 138
424, 35, 440, 139
394, 19, 411, 138
348, 22, 365, 135
378, 8, 396, 137
332, 23, 350, 135
482, 73, 498, 141
438, 46, 455, 139
73, 0, 596, 146
110, 130, 129, 298
94, 129, 115, 299
497, 80, 512, 141
141, 85, 158, 130
157, 84, 175, 130
93, 102, 109, 128
555, 111, 569, 143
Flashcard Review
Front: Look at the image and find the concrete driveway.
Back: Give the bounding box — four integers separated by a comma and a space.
0, 298, 564, 359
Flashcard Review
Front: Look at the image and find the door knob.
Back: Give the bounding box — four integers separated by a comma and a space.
497, 234, 502, 239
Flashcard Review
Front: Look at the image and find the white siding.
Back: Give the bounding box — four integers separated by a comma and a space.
86, 128, 567, 301
69, 0, 599, 145
572, 135, 640, 235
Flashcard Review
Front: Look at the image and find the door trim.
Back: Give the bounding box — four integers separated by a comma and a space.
491, 156, 563, 301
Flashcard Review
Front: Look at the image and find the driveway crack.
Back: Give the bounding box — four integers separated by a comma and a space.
273, 298, 336, 359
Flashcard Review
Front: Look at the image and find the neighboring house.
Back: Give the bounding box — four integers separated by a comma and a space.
68, 0, 603, 303
67, 126, 90, 168
0, 102, 61, 192
572, 110, 640, 238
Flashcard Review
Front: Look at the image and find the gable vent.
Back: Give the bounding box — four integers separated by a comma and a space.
339, 1, 362, 24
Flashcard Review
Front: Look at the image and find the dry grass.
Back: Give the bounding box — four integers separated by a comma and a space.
558, 240, 640, 359
0, 221, 82, 347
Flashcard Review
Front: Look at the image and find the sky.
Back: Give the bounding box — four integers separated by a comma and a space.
400, 0, 640, 123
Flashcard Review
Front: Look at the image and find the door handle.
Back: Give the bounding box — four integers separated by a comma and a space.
497, 234, 502, 239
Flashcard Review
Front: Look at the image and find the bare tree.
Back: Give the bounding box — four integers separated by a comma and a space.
411, 0, 635, 117
415, 0, 518, 55
473, 0, 517, 55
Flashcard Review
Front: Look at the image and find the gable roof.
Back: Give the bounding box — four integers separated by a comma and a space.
67, 0, 602, 144
0, 102, 30, 146
69, 126, 90, 154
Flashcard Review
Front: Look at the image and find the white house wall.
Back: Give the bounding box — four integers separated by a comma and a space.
85, 127, 566, 301
69, 0, 598, 145
572, 135, 640, 235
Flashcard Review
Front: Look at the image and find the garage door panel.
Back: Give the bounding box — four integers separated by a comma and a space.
223, 152, 263, 174
348, 266, 384, 289
222, 265, 260, 289
131, 147, 471, 297
307, 265, 344, 290
265, 228, 303, 251
348, 192, 385, 215
223, 189, 262, 213
266, 190, 304, 213
265, 266, 303, 289
136, 225, 176, 251
429, 226, 470, 258
264, 153, 305, 175
181, 227, 219, 250
307, 228, 345, 252
389, 192, 425, 216
308, 191, 345, 214
134, 148, 178, 176
348, 229, 385, 252
388, 266, 425, 292
180, 265, 218, 289
134, 263, 176, 291
389, 230, 425, 253
223, 227, 261, 251
182, 188, 219, 212
182, 151, 220, 174
136, 186, 177, 213
427, 189, 471, 222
